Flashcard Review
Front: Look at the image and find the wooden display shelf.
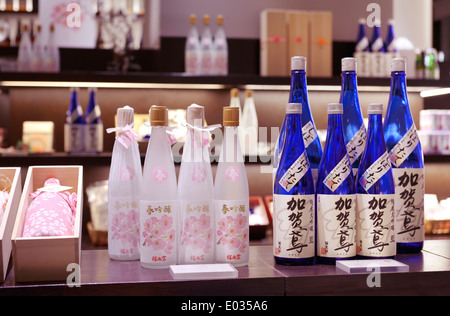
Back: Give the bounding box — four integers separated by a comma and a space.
0, 240, 449, 296
0, 71, 448, 89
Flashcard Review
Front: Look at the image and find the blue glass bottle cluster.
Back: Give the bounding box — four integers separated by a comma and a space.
273, 56, 424, 266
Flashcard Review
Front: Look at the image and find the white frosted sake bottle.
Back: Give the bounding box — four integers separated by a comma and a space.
178, 104, 215, 265
215, 107, 250, 267
108, 106, 142, 261
140, 106, 178, 269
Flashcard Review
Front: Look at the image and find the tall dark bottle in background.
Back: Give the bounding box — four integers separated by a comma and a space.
339, 57, 367, 177
273, 103, 315, 266
383, 58, 425, 254
84, 88, 103, 153
287, 56, 322, 184
356, 104, 396, 259
64, 88, 85, 153
316, 103, 356, 265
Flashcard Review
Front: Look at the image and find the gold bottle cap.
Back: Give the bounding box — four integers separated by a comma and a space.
203, 14, 210, 25
189, 14, 197, 25
245, 90, 253, 98
230, 88, 239, 98
217, 14, 224, 25
223, 107, 240, 127
150, 105, 168, 126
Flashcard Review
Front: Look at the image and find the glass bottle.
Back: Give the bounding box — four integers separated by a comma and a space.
356, 103, 396, 259
178, 104, 215, 264
30, 24, 43, 72
17, 23, 32, 72
273, 103, 315, 266
383, 58, 425, 254
84, 87, 104, 153
64, 87, 85, 153
200, 14, 214, 75
288, 56, 322, 184
108, 106, 141, 261
354, 18, 370, 77
140, 106, 178, 269
384, 19, 397, 77
185, 14, 201, 75
229, 88, 244, 156
45, 23, 59, 72
213, 14, 228, 75
214, 107, 249, 267
369, 19, 386, 77
339, 57, 367, 176
316, 103, 356, 265
241, 89, 259, 156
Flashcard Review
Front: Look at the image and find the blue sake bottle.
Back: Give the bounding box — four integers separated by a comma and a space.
84, 87, 103, 153
316, 103, 356, 265
287, 56, 322, 184
273, 103, 315, 266
64, 87, 85, 153
383, 58, 425, 254
384, 19, 396, 52
273, 57, 322, 185
339, 58, 367, 176
354, 18, 370, 77
356, 104, 396, 259
369, 20, 386, 77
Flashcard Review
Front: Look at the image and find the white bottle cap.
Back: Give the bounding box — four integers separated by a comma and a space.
342, 57, 357, 72
392, 58, 406, 72
117, 105, 134, 127
291, 56, 307, 71
187, 103, 205, 126
367, 103, 384, 115
328, 103, 343, 114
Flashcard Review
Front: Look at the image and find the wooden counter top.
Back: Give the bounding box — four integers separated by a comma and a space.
0, 239, 449, 296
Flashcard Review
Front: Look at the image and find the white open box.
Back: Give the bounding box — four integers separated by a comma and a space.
0, 168, 22, 283
11, 166, 83, 283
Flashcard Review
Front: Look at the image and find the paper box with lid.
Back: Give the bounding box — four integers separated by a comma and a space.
0, 168, 22, 282
11, 166, 83, 283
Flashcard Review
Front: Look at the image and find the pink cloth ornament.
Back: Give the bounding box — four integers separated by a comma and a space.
22, 178, 77, 238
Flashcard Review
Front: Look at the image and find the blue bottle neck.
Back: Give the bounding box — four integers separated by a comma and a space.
341, 71, 358, 94
367, 113, 387, 155
325, 113, 346, 152
284, 114, 305, 153
389, 71, 408, 102
385, 25, 395, 48
289, 70, 307, 101
371, 26, 382, 43
357, 24, 366, 42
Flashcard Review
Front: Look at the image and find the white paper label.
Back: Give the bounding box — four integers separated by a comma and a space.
389, 124, 420, 167
179, 200, 215, 264
64, 123, 84, 152
356, 194, 396, 257
324, 156, 352, 192
392, 168, 425, 243
273, 194, 315, 259
317, 194, 357, 258
302, 121, 318, 149
140, 200, 178, 265
346, 124, 367, 165
85, 123, 103, 152
279, 151, 310, 192
215, 200, 250, 265
109, 197, 140, 258
359, 151, 391, 192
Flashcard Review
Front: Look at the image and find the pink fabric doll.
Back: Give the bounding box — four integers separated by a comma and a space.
22, 178, 77, 238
